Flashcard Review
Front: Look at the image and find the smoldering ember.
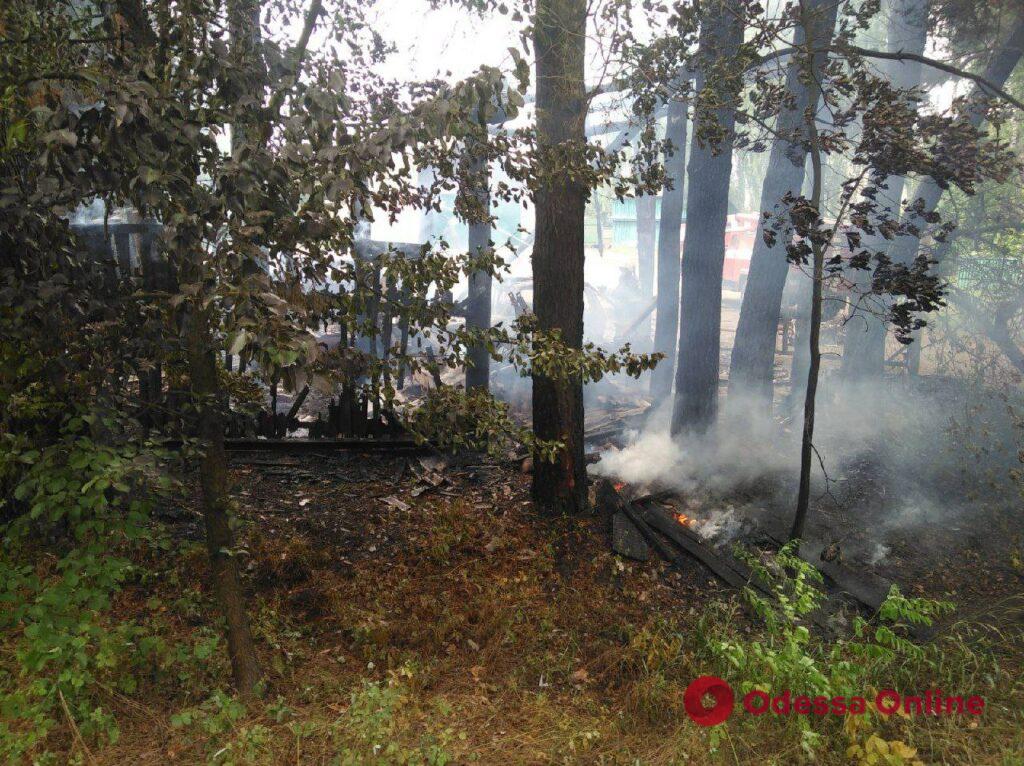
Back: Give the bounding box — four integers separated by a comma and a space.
3, 1, 1024, 764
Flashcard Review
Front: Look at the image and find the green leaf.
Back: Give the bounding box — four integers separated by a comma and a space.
228, 329, 249, 355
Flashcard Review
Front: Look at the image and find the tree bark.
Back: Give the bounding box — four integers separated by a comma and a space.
187, 312, 262, 697
531, 0, 588, 514
650, 95, 688, 400
671, 1, 744, 435
636, 194, 657, 302
465, 148, 492, 391
727, 0, 838, 410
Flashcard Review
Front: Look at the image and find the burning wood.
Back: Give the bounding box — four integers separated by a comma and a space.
674, 512, 694, 528
596, 481, 896, 632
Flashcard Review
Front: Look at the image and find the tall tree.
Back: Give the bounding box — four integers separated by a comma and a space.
195, 0, 283, 697
887, 13, 1024, 297
650, 92, 689, 399
840, 0, 930, 381
671, 0, 745, 434
531, 0, 588, 513
464, 143, 493, 391
727, 0, 839, 409
636, 193, 657, 302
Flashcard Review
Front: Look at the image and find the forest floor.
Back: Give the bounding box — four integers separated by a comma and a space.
69, 448, 1024, 765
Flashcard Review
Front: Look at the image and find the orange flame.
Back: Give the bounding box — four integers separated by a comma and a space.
613, 482, 626, 492
675, 513, 694, 527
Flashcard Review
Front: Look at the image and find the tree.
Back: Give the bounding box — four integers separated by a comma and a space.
531, 0, 589, 513
636, 193, 657, 302
839, 0, 931, 382
463, 135, 493, 391
778, 0, 1018, 539
650, 92, 689, 399
727, 0, 839, 410
886, 11, 1024, 308
671, 0, 746, 434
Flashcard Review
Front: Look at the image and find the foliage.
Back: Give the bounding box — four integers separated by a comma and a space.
0, 0, 656, 749
0, 409, 173, 759
718, 543, 955, 696
330, 681, 454, 766
1, 0, 1022, 761
703, 542, 960, 759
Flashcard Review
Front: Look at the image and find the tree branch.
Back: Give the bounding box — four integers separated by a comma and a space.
747, 43, 1024, 113
843, 44, 1024, 113
265, 0, 324, 121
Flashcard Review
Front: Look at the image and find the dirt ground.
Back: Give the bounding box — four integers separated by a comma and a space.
89, 444, 1024, 765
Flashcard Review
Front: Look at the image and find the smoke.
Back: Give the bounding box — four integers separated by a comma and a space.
594, 393, 793, 494
592, 375, 1024, 560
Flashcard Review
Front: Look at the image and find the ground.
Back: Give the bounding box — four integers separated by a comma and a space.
77, 448, 1024, 766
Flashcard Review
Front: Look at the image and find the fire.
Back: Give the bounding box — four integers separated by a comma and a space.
613, 482, 626, 492
675, 512, 694, 528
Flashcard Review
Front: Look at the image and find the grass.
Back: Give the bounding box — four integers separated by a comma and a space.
4, 460, 1024, 765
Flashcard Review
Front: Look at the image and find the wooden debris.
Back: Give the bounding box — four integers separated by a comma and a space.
611, 511, 650, 561
630, 503, 755, 592
223, 438, 428, 453
799, 540, 894, 613
382, 496, 411, 512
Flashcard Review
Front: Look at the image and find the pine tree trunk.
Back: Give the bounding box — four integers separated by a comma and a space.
671, 1, 744, 435
531, 0, 588, 514
187, 312, 262, 697
650, 95, 688, 400
728, 0, 838, 410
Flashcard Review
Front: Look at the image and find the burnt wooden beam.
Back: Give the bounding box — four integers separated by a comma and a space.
224, 438, 428, 453
285, 384, 311, 425
798, 541, 894, 613
632, 503, 755, 591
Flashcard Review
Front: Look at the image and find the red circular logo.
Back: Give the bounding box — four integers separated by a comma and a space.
684, 676, 734, 726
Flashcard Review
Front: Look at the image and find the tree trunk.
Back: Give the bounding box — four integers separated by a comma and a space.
531, 0, 588, 514
840, 0, 929, 381
792, 2, 827, 542
465, 148, 492, 391
671, 1, 744, 435
636, 194, 657, 302
227, 0, 264, 155
187, 312, 262, 697
650, 95, 688, 400
593, 192, 606, 257
727, 0, 838, 410
785, 272, 813, 412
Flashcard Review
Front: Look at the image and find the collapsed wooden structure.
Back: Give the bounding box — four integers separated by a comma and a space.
596, 479, 900, 631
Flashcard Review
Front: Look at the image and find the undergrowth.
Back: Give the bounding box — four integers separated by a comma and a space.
2, 470, 1022, 764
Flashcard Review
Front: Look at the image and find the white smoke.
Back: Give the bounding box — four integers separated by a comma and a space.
591, 375, 1022, 554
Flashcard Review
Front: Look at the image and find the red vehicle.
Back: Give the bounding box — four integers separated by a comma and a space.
722, 212, 761, 291
677, 212, 760, 292
686, 212, 855, 297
